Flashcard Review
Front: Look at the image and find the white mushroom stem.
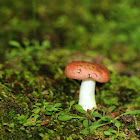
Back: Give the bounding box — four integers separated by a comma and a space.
78, 79, 97, 111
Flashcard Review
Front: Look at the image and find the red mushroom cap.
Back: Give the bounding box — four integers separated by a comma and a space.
64, 61, 110, 83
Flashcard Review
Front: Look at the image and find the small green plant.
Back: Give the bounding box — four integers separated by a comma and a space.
8, 39, 51, 59
16, 101, 63, 129
58, 104, 86, 121
58, 104, 140, 137
103, 121, 125, 140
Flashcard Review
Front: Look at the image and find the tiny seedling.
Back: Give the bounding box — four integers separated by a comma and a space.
58, 104, 140, 137
16, 101, 63, 129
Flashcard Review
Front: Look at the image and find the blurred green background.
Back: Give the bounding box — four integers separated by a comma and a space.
1, 0, 140, 56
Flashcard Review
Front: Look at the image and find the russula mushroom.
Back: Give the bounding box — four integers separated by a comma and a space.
64, 61, 110, 111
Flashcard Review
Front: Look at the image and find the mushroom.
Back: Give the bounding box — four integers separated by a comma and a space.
64, 61, 110, 111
